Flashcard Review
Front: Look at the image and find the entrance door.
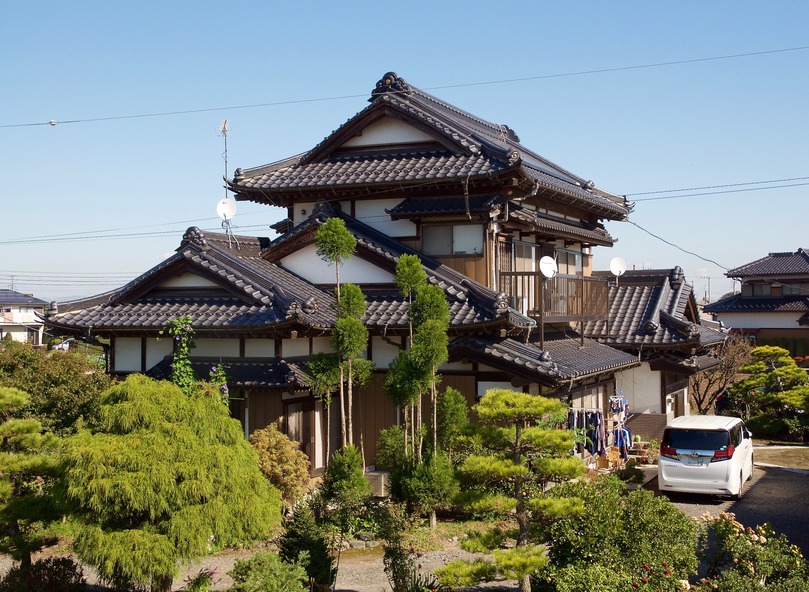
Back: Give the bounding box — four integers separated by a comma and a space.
284, 398, 326, 475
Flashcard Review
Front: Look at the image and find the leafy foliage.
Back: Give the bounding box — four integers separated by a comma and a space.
227, 551, 307, 592
249, 423, 310, 505
0, 387, 61, 566
160, 315, 197, 395
208, 363, 230, 405
726, 346, 809, 440
278, 504, 334, 590
0, 340, 110, 434
696, 512, 807, 590
394, 452, 458, 515
436, 387, 468, 461
434, 559, 497, 589
62, 375, 282, 591
535, 476, 698, 591
314, 217, 356, 296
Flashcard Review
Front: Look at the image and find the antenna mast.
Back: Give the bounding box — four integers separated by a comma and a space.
216, 120, 239, 249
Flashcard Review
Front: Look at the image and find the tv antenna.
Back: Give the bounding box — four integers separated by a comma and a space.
216, 120, 239, 249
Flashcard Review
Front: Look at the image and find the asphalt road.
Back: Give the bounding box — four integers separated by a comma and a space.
645, 463, 809, 559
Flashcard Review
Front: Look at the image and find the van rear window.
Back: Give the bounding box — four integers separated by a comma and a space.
663, 429, 729, 450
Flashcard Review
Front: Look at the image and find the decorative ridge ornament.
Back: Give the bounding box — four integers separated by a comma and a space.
182, 227, 208, 249
370, 72, 411, 101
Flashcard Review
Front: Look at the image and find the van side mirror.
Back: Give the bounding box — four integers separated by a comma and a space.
744, 429, 752, 439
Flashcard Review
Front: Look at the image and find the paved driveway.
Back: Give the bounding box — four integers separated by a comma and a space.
645, 463, 809, 558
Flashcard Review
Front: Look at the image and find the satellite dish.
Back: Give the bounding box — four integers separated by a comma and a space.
610, 257, 627, 277
216, 198, 237, 221
539, 256, 558, 279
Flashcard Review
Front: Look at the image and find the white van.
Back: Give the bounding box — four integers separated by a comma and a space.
658, 415, 754, 499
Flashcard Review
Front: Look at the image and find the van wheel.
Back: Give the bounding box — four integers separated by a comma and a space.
732, 473, 744, 501
747, 456, 754, 481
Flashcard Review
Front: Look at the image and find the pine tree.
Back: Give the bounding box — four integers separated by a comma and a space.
455, 389, 584, 592
62, 375, 282, 592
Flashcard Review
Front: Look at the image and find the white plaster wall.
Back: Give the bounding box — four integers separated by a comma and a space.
716, 312, 803, 330
281, 244, 394, 285
440, 361, 472, 371
312, 336, 336, 355
292, 202, 318, 226
342, 118, 434, 147
158, 273, 219, 289
244, 339, 276, 358
615, 363, 661, 413
194, 339, 240, 357
146, 338, 173, 370
372, 336, 400, 368
282, 338, 310, 358
114, 337, 141, 372
478, 381, 522, 398
355, 199, 417, 238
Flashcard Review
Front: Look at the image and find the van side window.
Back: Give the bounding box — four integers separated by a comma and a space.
729, 425, 741, 446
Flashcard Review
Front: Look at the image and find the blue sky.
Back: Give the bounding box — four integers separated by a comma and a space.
1, 1, 807, 303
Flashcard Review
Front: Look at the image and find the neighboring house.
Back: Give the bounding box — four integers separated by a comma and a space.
584, 268, 726, 440
46, 72, 720, 469
705, 248, 809, 358
0, 289, 48, 346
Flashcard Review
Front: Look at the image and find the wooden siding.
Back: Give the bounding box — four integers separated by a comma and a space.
244, 389, 284, 434
353, 373, 398, 467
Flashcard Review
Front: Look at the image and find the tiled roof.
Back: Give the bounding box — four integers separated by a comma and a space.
47, 293, 287, 331
704, 294, 809, 314
268, 202, 521, 329
507, 204, 615, 246
449, 333, 639, 386
584, 268, 725, 350
48, 227, 336, 332
387, 194, 503, 219
234, 150, 502, 192
147, 357, 310, 390
231, 72, 631, 221
727, 248, 809, 277
47, 212, 521, 335
0, 289, 48, 306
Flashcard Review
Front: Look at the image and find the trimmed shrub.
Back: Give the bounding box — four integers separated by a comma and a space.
249, 423, 310, 505
228, 551, 307, 592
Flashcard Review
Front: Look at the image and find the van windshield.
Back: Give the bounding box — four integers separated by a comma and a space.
664, 429, 730, 451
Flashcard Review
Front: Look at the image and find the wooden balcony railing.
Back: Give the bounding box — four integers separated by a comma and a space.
498, 272, 610, 323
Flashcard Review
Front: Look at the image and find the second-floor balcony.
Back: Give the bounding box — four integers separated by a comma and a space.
499, 272, 610, 323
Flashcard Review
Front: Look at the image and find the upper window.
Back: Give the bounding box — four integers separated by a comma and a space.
423, 224, 483, 257
752, 284, 771, 297
782, 283, 809, 296
556, 249, 583, 275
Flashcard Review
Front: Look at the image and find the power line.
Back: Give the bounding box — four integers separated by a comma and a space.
626, 176, 809, 197
626, 220, 730, 270
631, 181, 809, 202
2, 45, 807, 129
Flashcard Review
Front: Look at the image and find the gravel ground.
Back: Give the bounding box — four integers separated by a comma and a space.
0, 540, 518, 592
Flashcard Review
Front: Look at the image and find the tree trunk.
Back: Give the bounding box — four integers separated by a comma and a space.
152, 574, 173, 592
431, 367, 437, 459
347, 358, 354, 446
429, 509, 437, 529
416, 395, 423, 462
339, 365, 346, 449
324, 397, 331, 464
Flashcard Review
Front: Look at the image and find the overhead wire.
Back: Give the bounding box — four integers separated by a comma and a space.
2, 45, 807, 129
